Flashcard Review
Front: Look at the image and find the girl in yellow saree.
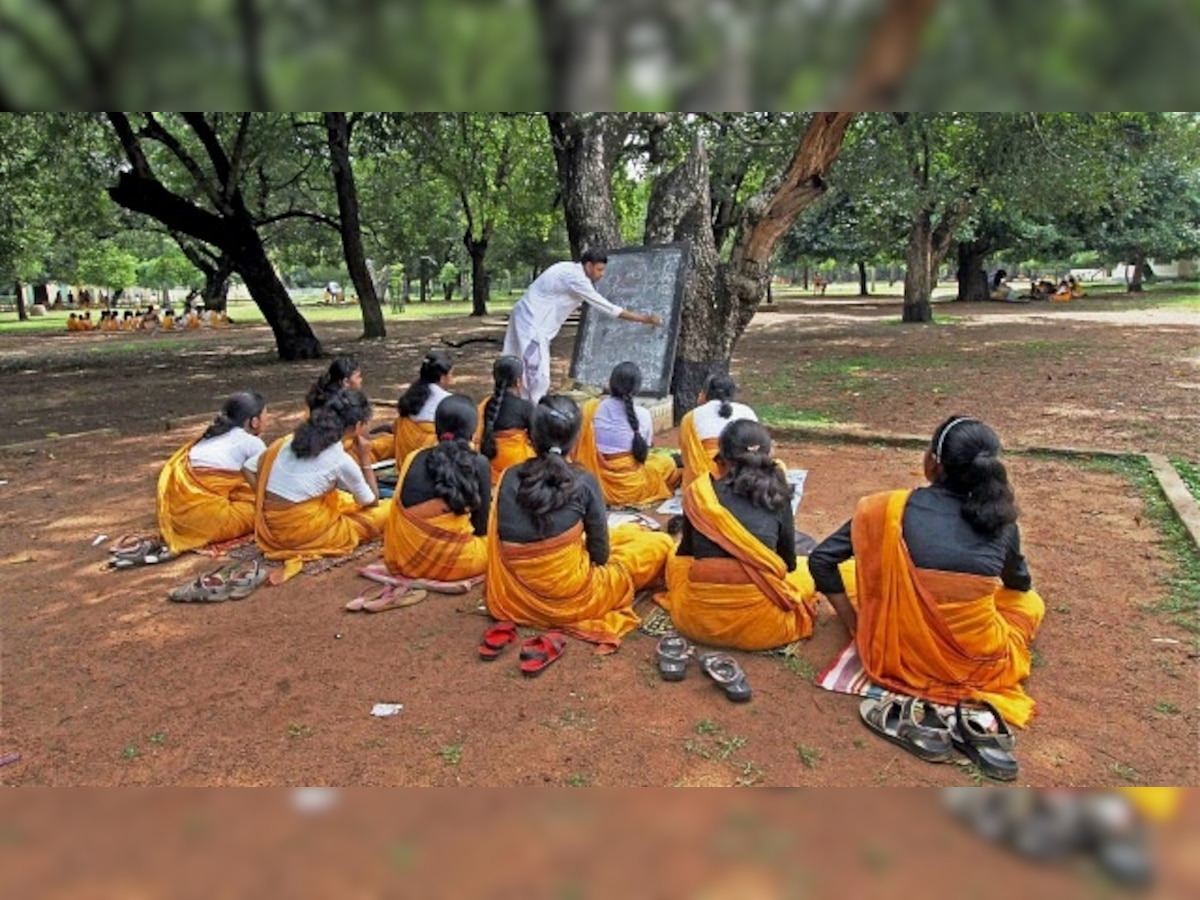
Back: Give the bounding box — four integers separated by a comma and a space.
678, 373, 758, 489
486, 394, 673, 649
384, 394, 490, 581
663, 420, 815, 651
474, 355, 535, 487
809, 416, 1045, 727
573, 361, 681, 507
393, 350, 454, 465
156, 391, 266, 554
306, 356, 394, 463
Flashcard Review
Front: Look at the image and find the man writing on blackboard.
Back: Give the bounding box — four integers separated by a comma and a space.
503, 249, 661, 402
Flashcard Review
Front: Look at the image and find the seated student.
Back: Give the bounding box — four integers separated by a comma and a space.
1052, 279, 1072, 302
156, 391, 267, 553
574, 361, 682, 506
161, 309, 176, 330
990, 269, 1019, 302
185, 309, 202, 329
306, 356, 393, 462
66, 313, 80, 332
121, 310, 135, 330
486, 395, 674, 647
1068, 275, 1086, 298
247, 388, 389, 581
142, 306, 161, 329
662, 420, 816, 652
808, 415, 1045, 727
80, 311, 94, 331
678, 373, 758, 488
393, 350, 453, 465
383, 395, 490, 581
474, 355, 535, 487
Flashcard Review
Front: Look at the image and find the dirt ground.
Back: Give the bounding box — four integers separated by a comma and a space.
1, 293, 1197, 792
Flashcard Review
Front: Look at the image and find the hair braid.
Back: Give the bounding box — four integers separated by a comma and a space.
480, 386, 505, 459
622, 395, 648, 464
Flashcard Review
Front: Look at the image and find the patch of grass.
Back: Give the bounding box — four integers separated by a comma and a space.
780, 654, 817, 681
147, 731, 167, 746
852, 737, 867, 749
862, 844, 892, 874
734, 761, 765, 787
961, 763, 988, 786
755, 404, 842, 430
715, 734, 748, 761
1053, 603, 1072, 614
695, 719, 720, 735
1030, 648, 1045, 668
287, 724, 313, 740
438, 744, 463, 766
796, 744, 821, 769
1011, 339, 1083, 356
1153, 701, 1180, 715
1082, 455, 1200, 635
1171, 457, 1200, 502
683, 738, 712, 759
1110, 762, 1142, 783
565, 773, 591, 787
121, 745, 141, 760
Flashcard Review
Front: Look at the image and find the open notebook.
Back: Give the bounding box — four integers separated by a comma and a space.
656, 469, 808, 517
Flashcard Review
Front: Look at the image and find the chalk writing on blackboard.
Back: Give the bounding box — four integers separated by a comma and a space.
569, 242, 689, 398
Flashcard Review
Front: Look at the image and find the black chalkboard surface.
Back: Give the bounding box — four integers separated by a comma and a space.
569, 242, 689, 398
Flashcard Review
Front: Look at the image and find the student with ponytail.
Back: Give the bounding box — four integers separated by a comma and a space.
246, 388, 389, 581
156, 391, 267, 553
808, 415, 1045, 727
473, 355, 535, 486
662, 420, 817, 651
573, 361, 682, 506
306, 356, 394, 462
678, 372, 758, 488
485, 394, 673, 648
383, 395, 491, 582
393, 350, 454, 464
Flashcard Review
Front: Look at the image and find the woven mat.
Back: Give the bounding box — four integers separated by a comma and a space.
195, 540, 382, 577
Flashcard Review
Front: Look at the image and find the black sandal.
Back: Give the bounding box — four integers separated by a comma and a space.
949, 700, 1019, 782
859, 697, 956, 763
656, 632, 692, 682
699, 653, 752, 702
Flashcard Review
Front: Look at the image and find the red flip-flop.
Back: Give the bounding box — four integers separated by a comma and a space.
518, 631, 567, 676
478, 621, 518, 660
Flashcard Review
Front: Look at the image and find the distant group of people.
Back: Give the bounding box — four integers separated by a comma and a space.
66, 307, 230, 333
990, 271, 1087, 303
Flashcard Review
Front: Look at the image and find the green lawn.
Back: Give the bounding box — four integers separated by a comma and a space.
0, 295, 520, 335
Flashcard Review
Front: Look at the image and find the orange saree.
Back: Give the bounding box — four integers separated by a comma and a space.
156, 440, 256, 554
574, 398, 679, 507
678, 410, 720, 489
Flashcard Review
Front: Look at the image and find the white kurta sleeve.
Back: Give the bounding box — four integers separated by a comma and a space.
564, 268, 625, 318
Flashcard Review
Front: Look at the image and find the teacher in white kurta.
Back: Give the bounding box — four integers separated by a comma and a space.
502, 249, 661, 403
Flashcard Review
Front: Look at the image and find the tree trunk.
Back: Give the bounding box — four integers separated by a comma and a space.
857, 260, 869, 296
202, 256, 234, 311
802, 261, 809, 290
324, 112, 385, 339
14, 281, 27, 321
1129, 252, 1146, 293
106, 133, 321, 360
903, 209, 934, 322
956, 240, 990, 301
546, 113, 623, 256
464, 235, 490, 317
419, 277, 429, 304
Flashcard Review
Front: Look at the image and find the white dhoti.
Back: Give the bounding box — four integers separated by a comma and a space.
502, 323, 551, 404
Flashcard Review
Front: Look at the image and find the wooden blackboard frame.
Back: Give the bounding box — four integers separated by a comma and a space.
568, 241, 690, 398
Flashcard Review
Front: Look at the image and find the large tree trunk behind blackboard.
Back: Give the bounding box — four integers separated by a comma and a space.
546, 113, 624, 257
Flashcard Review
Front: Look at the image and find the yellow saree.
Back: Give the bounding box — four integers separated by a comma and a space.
253, 437, 390, 583
662, 474, 816, 651
485, 482, 672, 647
156, 440, 256, 554
678, 410, 720, 489
473, 397, 535, 486
382, 449, 487, 581
574, 398, 679, 506
393, 416, 437, 467
848, 489, 1045, 727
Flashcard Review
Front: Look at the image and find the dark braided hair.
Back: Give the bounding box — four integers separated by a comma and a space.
481, 355, 523, 460
516, 395, 584, 531
930, 415, 1019, 537
201, 391, 265, 441
398, 349, 453, 417
306, 356, 359, 412
608, 361, 647, 464
292, 388, 371, 459
703, 372, 737, 419
718, 419, 790, 513
424, 394, 482, 515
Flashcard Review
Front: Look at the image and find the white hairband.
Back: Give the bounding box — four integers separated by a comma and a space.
934, 417, 974, 460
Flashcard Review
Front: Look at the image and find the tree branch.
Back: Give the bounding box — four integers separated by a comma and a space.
834, 0, 940, 110
107, 170, 232, 250
225, 112, 254, 203
180, 112, 234, 195
106, 112, 153, 177
0, 16, 79, 99
139, 113, 226, 210
236, 0, 270, 109
255, 209, 341, 230
45, 0, 111, 101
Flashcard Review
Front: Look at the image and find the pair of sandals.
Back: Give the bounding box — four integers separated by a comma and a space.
656, 632, 752, 702
169, 560, 270, 603
109, 535, 176, 569
344, 584, 428, 613
478, 622, 567, 676
860, 697, 1017, 781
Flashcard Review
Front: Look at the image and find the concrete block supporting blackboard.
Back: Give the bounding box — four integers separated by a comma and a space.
569, 242, 689, 398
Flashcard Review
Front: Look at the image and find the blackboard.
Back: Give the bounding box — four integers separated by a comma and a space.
569, 242, 689, 398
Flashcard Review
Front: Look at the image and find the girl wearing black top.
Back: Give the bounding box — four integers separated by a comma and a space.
474, 355, 536, 486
